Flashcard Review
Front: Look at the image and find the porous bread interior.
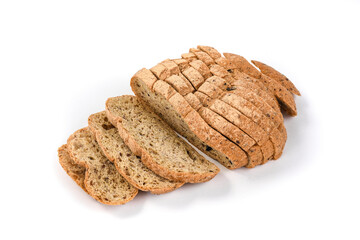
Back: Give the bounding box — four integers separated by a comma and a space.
132, 76, 234, 169
67, 128, 137, 204
88, 112, 182, 193
107, 96, 219, 174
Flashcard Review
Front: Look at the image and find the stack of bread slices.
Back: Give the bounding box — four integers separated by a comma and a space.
59, 46, 300, 205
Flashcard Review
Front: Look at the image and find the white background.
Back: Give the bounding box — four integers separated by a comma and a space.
1, 0, 359, 239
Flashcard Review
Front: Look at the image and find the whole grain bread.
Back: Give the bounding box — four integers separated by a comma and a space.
66, 127, 138, 205
105, 95, 220, 183
88, 111, 184, 194
131, 68, 249, 169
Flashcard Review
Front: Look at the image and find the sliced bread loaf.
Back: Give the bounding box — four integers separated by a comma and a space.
88, 111, 184, 194
105, 95, 220, 183
131, 69, 249, 169
66, 127, 138, 205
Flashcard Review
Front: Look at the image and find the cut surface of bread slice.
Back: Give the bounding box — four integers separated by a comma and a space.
88, 111, 184, 194
67, 127, 138, 205
58, 144, 87, 193
131, 68, 248, 169
251, 60, 300, 96
105, 95, 220, 183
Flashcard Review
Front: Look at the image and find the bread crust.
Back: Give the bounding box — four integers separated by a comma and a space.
131, 70, 249, 169
58, 144, 88, 193
88, 112, 185, 194
189, 48, 215, 65
182, 67, 205, 89
66, 128, 138, 205
259, 74, 297, 116
223, 53, 262, 79
252, 60, 301, 96
189, 60, 212, 79
106, 96, 220, 183
197, 45, 222, 59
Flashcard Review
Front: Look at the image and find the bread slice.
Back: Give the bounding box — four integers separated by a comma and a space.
131, 69, 249, 169
251, 60, 301, 96
58, 144, 87, 193
66, 127, 138, 205
88, 111, 184, 194
105, 95, 220, 183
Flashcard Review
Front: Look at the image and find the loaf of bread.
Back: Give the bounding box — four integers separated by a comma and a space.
131, 45, 299, 169
59, 45, 300, 205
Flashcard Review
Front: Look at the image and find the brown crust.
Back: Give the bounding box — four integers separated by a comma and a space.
197, 81, 224, 99
246, 145, 263, 168
164, 75, 193, 96
223, 55, 297, 116
221, 90, 277, 132
197, 45, 222, 59
215, 57, 237, 70
150, 63, 169, 80
181, 52, 197, 61
260, 140, 274, 164
208, 99, 269, 146
161, 59, 180, 75
198, 107, 256, 151
181, 67, 205, 89
88, 114, 185, 194
132, 68, 158, 90
189, 49, 215, 65
259, 74, 297, 116
184, 110, 248, 169
172, 59, 190, 71
184, 93, 202, 111
189, 60, 212, 79
168, 92, 193, 117
231, 78, 281, 114
209, 64, 235, 83
58, 144, 88, 193
153, 80, 177, 100
251, 60, 301, 96
105, 96, 220, 183
223, 53, 262, 79
131, 71, 249, 169
67, 128, 138, 205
